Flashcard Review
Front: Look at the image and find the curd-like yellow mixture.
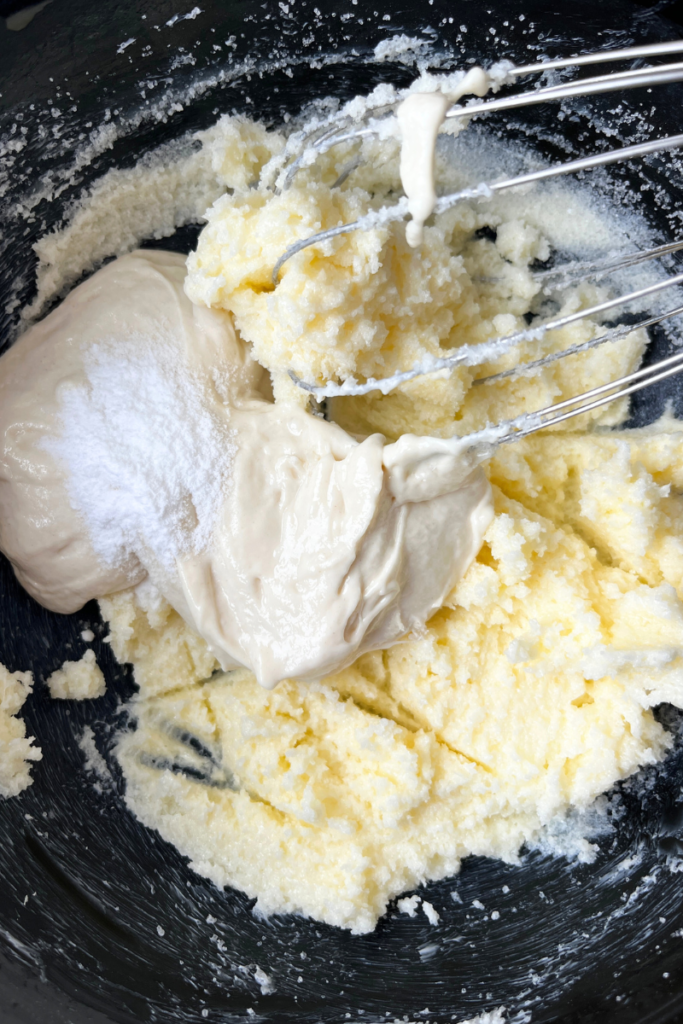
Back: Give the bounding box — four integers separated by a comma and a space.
112, 418, 683, 933
0, 664, 41, 799
6, 110, 683, 937
111, 116, 683, 932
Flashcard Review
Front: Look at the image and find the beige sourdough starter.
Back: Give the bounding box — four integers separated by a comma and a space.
4, 101, 683, 933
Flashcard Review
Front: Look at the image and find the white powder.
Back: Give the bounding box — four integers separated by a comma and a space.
45, 332, 236, 572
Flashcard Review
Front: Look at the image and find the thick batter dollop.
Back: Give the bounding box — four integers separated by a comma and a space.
0, 250, 492, 687
397, 67, 489, 247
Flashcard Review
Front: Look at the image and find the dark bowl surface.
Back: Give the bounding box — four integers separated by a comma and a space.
3, 1, 683, 1022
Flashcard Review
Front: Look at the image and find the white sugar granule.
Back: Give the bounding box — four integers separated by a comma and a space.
45, 331, 236, 572
373, 35, 431, 64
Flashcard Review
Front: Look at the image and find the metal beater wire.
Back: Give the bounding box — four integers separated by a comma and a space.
273, 135, 683, 282
501, 349, 683, 441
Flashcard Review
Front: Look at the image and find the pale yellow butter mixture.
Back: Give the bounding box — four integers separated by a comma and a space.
0, 664, 42, 799
113, 420, 683, 933
5, 109, 683, 936
112, 117, 683, 932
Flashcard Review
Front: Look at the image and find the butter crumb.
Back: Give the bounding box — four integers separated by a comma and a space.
422, 900, 440, 925
397, 894, 421, 917
47, 649, 106, 700
0, 663, 42, 797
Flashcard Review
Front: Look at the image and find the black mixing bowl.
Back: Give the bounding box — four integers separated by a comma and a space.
3, 0, 683, 1021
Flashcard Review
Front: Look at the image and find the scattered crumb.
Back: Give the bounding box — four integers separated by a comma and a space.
456, 1010, 507, 1024
422, 900, 440, 925
397, 894, 421, 918
253, 966, 274, 994
46, 649, 106, 699
81, 628, 95, 642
